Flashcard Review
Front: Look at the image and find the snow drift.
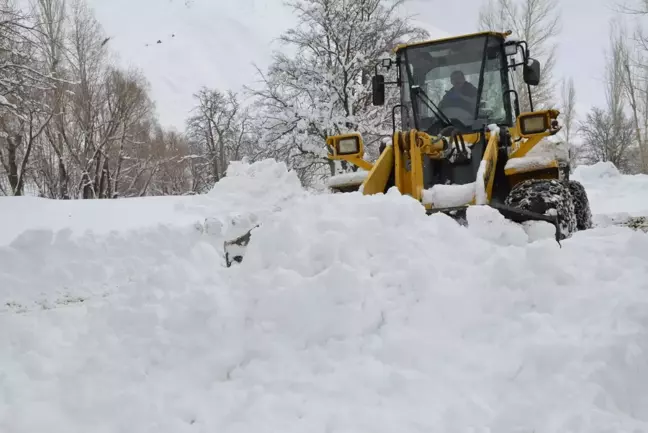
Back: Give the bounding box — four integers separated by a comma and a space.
1, 159, 648, 433
573, 161, 648, 227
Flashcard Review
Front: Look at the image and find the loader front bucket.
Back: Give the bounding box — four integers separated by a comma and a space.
427, 204, 562, 243
224, 204, 562, 267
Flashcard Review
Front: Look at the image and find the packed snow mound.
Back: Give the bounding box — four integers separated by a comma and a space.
221, 188, 648, 432
208, 158, 304, 202
2, 159, 648, 432
0, 159, 303, 246
199, 158, 306, 240
0, 195, 202, 246
573, 161, 622, 182
0, 223, 222, 308
572, 161, 648, 223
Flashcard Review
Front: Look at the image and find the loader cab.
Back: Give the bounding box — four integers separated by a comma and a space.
363, 31, 546, 198
373, 31, 541, 137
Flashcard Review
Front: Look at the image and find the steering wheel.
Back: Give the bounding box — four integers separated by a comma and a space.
425, 117, 470, 136
439, 105, 474, 124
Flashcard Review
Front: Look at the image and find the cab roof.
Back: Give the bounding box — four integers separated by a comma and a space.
393, 30, 512, 55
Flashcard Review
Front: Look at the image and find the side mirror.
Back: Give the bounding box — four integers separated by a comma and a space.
372, 74, 385, 106
523, 57, 541, 86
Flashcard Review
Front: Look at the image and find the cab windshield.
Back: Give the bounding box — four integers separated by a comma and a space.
399, 34, 512, 135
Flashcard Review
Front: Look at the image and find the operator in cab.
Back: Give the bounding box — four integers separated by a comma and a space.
439, 70, 478, 116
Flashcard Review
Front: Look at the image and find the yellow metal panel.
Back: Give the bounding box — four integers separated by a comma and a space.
394, 132, 404, 193
393, 131, 412, 196
509, 109, 561, 158
409, 129, 424, 201
362, 145, 395, 195
508, 135, 545, 158
346, 156, 373, 172
506, 167, 561, 189
481, 133, 500, 202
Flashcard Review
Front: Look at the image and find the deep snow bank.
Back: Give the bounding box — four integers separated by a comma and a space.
0, 195, 201, 246
228, 187, 648, 432
0, 159, 303, 307
2, 159, 648, 433
573, 161, 648, 226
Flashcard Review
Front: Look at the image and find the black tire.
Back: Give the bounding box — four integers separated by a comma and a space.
504, 178, 577, 240
566, 179, 593, 230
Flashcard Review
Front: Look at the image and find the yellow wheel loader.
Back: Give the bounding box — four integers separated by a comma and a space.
326, 31, 592, 239
224, 31, 593, 267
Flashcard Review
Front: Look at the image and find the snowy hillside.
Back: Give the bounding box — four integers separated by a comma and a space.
87, 0, 448, 129
1, 159, 648, 432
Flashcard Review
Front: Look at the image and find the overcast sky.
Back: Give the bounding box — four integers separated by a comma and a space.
406, 0, 635, 123
88, 0, 639, 129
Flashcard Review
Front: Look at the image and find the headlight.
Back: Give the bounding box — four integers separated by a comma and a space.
326, 133, 364, 158
520, 114, 548, 135
338, 137, 360, 154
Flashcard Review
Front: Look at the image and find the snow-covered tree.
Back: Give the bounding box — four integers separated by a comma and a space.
31, 0, 73, 198
248, 0, 428, 185
578, 107, 636, 171
0, 0, 64, 196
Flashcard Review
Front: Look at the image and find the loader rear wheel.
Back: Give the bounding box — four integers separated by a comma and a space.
566, 180, 593, 230
504, 179, 577, 240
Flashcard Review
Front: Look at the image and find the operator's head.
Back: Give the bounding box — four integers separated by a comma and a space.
451, 70, 466, 87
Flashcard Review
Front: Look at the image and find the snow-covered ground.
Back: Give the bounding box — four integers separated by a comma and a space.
1, 160, 648, 432
572, 161, 648, 227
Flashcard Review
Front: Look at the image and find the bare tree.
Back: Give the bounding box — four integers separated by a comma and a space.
100, 67, 155, 197
0, 0, 61, 195
577, 21, 641, 173
478, 0, 561, 112
0, 0, 210, 198
63, 0, 111, 198
609, 22, 648, 173
32, 0, 73, 198
185, 88, 250, 192
607, 23, 627, 136
578, 106, 637, 171
557, 77, 581, 169
147, 128, 192, 195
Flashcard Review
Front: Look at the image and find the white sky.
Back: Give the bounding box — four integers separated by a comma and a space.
407, 0, 635, 123
88, 0, 638, 130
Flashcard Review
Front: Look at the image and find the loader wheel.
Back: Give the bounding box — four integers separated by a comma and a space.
504, 179, 577, 240
566, 180, 593, 230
